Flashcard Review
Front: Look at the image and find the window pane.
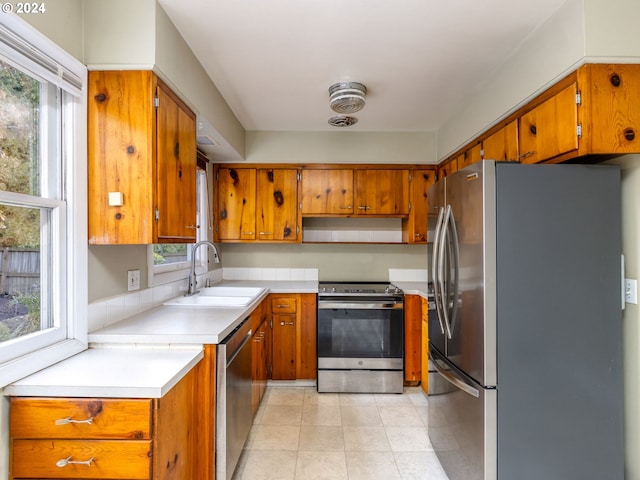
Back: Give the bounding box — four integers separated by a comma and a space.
153, 244, 188, 265
0, 204, 48, 342
0, 60, 40, 196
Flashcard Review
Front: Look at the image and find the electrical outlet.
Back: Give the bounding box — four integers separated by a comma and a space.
625, 278, 637, 304
128, 269, 141, 291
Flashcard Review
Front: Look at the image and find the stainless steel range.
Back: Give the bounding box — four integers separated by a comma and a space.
317, 281, 404, 393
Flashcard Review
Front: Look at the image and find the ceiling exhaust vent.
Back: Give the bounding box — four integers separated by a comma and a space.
328, 115, 358, 127
329, 82, 367, 114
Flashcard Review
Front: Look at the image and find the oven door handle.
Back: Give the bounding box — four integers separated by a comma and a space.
318, 301, 404, 310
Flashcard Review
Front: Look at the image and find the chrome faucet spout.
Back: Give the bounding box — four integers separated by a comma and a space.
186, 241, 220, 296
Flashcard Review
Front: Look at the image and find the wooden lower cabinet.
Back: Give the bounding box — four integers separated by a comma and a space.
270, 293, 317, 381
404, 294, 422, 385
420, 297, 429, 395
9, 358, 213, 480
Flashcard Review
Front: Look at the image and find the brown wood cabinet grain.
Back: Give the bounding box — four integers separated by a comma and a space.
300, 169, 354, 215
458, 144, 482, 170
519, 82, 578, 164
438, 158, 458, 178
354, 169, 410, 215
9, 364, 208, 480
269, 293, 317, 381
482, 120, 519, 162
578, 63, 640, 155
256, 169, 299, 241
87, 70, 196, 244
216, 167, 257, 241
403, 168, 436, 244
420, 296, 429, 395
404, 294, 422, 385
296, 293, 317, 380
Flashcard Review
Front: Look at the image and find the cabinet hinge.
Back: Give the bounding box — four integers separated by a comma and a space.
408, 173, 412, 182
155, 208, 160, 221
480, 148, 485, 158
408, 201, 412, 211
270, 318, 273, 329
576, 91, 581, 106
153, 95, 159, 108
299, 202, 302, 210
577, 124, 582, 137
297, 172, 302, 181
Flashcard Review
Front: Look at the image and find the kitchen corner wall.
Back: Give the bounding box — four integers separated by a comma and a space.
606, 155, 640, 479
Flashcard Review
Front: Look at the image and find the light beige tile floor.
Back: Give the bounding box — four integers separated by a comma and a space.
232, 385, 450, 480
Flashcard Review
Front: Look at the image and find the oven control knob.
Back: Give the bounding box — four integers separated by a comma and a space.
385, 286, 390, 294
394, 287, 400, 294
331, 287, 336, 293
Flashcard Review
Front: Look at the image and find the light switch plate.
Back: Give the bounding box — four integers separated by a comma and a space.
128, 269, 141, 291
625, 278, 637, 304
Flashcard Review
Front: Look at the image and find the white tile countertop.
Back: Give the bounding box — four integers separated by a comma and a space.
88, 280, 318, 346
4, 347, 203, 398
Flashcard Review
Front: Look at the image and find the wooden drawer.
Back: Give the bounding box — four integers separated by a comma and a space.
10, 398, 152, 439
12, 439, 151, 479
271, 296, 297, 314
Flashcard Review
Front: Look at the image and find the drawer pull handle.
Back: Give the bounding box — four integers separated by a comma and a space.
276, 304, 291, 308
55, 416, 94, 426
56, 456, 94, 468
280, 321, 294, 326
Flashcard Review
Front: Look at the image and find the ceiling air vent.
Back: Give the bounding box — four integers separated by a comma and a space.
329, 81, 367, 114
328, 115, 358, 127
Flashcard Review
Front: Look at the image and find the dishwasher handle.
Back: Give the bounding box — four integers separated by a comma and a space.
227, 329, 252, 367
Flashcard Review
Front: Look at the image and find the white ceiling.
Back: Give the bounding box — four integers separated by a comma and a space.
159, 0, 567, 135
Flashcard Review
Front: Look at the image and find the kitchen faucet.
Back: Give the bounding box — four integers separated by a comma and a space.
186, 241, 220, 296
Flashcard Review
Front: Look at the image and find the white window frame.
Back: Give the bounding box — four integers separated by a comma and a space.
0, 14, 87, 387
147, 168, 210, 286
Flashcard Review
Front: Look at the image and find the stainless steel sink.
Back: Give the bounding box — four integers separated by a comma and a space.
163, 286, 265, 307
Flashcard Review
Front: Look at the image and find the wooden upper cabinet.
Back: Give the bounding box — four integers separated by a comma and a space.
403, 168, 436, 244
578, 64, 640, 155
438, 158, 458, 178
214, 167, 299, 243
256, 169, 299, 241
216, 168, 257, 241
88, 70, 197, 244
519, 83, 579, 164
459, 144, 482, 170
482, 120, 519, 162
156, 83, 197, 242
300, 169, 354, 215
355, 169, 410, 215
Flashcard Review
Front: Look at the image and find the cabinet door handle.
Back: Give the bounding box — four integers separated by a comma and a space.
185, 225, 198, 229
55, 416, 94, 426
241, 231, 254, 235
357, 206, 371, 210
56, 456, 95, 468
280, 321, 294, 326
276, 304, 291, 308
340, 205, 353, 209
259, 231, 273, 235
518, 151, 535, 159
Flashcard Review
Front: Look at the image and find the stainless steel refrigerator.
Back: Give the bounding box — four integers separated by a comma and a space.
427, 160, 624, 480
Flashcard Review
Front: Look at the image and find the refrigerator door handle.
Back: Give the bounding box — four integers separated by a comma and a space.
430, 349, 480, 398
439, 205, 453, 339
432, 206, 446, 335
446, 205, 461, 336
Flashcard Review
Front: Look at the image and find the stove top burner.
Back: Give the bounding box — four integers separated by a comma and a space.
318, 281, 403, 296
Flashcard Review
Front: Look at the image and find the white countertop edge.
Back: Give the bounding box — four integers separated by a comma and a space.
4, 347, 204, 399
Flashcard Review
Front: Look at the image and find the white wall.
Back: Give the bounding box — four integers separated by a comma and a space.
245, 130, 437, 164
607, 155, 640, 479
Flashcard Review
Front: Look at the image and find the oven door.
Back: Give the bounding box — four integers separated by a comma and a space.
317, 297, 404, 370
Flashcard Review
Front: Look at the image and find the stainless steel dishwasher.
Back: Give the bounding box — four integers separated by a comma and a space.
216, 316, 253, 480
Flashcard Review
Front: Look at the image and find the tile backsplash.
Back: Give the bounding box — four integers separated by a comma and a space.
88, 268, 319, 332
